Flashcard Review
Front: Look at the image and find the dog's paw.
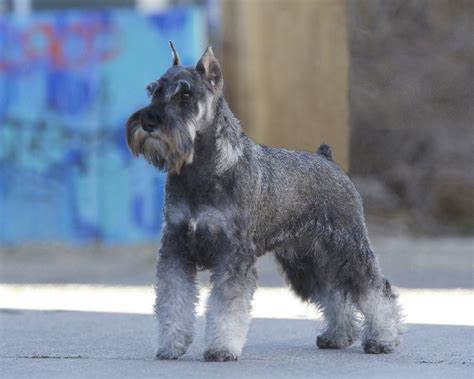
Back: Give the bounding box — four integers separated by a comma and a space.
363, 339, 396, 354
317, 334, 354, 349
203, 349, 239, 362
156, 347, 186, 360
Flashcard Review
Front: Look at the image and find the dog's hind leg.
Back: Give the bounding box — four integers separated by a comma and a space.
315, 290, 360, 349
356, 276, 403, 353
275, 249, 359, 349
333, 240, 403, 354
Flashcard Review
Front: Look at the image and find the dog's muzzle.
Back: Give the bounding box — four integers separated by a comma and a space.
125, 107, 195, 174
139, 110, 162, 133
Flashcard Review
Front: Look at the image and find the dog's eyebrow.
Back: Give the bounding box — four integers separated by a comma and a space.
146, 80, 160, 97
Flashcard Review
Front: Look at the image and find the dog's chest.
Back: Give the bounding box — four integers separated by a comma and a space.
170, 167, 239, 208
169, 203, 232, 269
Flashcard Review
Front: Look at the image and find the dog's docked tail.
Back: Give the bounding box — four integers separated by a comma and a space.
316, 144, 333, 160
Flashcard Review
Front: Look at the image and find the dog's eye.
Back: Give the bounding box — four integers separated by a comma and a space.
178, 89, 192, 100
173, 80, 192, 100
171, 88, 192, 100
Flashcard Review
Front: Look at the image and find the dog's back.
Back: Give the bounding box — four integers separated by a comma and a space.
249, 143, 365, 251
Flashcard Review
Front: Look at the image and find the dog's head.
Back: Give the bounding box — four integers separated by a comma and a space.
125, 42, 223, 174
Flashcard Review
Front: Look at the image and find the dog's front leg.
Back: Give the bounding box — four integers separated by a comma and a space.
204, 243, 257, 362
155, 230, 197, 360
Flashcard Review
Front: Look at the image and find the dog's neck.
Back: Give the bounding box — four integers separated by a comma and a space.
190, 96, 246, 175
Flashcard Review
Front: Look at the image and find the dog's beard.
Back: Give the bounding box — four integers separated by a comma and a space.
126, 113, 195, 174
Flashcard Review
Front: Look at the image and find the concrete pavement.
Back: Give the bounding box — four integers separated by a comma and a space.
1, 310, 472, 378
1, 286, 473, 378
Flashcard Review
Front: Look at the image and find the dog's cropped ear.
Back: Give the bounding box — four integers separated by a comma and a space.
169, 41, 180, 66
196, 46, 223, 93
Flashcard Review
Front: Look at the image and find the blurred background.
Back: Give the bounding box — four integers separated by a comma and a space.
0, 0, 472, 289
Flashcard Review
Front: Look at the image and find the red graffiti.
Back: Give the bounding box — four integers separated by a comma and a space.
0, 19, 122, 72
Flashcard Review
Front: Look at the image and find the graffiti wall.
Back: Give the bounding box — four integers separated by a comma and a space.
0, 7, 205, 244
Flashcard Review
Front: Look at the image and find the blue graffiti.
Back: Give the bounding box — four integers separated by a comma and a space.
0, 7, 205, 244
47, 71, 98, 115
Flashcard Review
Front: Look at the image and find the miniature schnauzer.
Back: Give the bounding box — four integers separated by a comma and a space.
125, 42, 403, 362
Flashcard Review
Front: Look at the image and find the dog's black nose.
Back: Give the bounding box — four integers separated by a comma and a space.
142, 123, 155, 133
141, 111, 162, 133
